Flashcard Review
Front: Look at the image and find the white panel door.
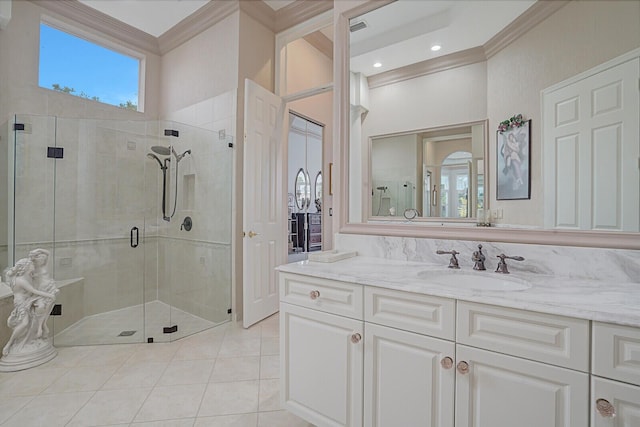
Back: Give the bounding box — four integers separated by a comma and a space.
592, 377, 640, 427
364, 323, 455, 427
455, 345, 589, 427
243, 79, 285, 328
543, 55, 639, 231
280, 303, 364, 427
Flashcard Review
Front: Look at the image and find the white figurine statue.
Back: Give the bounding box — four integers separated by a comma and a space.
0, 249, 59, 371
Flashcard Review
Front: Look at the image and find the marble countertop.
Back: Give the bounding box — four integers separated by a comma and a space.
277, 256, 640, 328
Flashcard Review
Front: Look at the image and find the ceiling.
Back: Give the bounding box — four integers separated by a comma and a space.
78, 0, 296, 37
350, 0, 536, 76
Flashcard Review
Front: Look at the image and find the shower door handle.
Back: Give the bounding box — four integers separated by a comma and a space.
130, 227, 139, 248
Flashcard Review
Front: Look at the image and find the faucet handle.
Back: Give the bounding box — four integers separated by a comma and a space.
436, 250, 460, 269
495, 253, 524, 274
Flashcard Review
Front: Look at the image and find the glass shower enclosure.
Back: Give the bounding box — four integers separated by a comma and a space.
3, 114, 233, 345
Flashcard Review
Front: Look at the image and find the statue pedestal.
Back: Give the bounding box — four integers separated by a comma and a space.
0, 339, 57, 372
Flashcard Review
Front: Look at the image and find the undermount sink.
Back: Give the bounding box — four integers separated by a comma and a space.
416, 270, 532, 291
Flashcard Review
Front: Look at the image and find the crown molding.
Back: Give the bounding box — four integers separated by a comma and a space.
303, 31, 332, 59
275, 0, 333, 33
158, 1, 240, 54
367, 46, 487, 89
240, 0, 277, 32
31, 0, 160, 54
484, 0, 570, 59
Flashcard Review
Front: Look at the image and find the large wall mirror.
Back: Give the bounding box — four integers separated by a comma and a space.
338, 0, 640, 248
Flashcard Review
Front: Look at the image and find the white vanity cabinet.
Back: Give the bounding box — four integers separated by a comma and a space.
591, 322, 640, 426
279, 273, 364, 427
455, 301, 590, 427
363, 287, 456, 427
279, 270, 637, 427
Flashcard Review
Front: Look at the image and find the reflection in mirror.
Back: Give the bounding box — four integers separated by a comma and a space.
315, 172, 322, 211
369, 121, 486, 220
295, 168, 310, 210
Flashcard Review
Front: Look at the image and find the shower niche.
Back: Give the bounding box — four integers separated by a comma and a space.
2, 114, 233, 346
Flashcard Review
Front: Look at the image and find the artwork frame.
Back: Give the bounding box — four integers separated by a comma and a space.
497, 119, 531, 200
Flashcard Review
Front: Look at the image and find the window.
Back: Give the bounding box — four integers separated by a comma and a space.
39, 21, 142, 111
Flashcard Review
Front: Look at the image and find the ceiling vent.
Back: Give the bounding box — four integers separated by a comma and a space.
349, 20, 367, 32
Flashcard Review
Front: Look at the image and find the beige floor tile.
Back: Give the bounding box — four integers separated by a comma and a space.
0, 395, 33, 424
260, 337, 279, 356
198, 380, 259, 417
0, 366, 68, 397
260, 322, 279, 338
257, 410, 314, 427
209, 356, 260, 382
44, 345, 98, 368
158, 359, 215, 386
131, 420, 195, 427
76, 344, 139, 367
218, 338, 261, 358
101, 361, 167, 390
258, 379, 281, 412
2, 391, 94, 427
173, 339, 222, 361
224, 322, 262, 340
259, 355, 279, 379
66, 387, 152, 426
134, 383, 207, 422
128, 342, 180, 364
194, 413, 258, 427
42, 364, 119, 393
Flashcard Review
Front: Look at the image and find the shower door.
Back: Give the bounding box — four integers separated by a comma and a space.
146, 120, 233, 343
51, 117, 149, 345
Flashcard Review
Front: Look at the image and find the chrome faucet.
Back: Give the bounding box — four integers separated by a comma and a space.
436, 249, 460, 269
472, 244, 486, 270
495, 253, 525, 274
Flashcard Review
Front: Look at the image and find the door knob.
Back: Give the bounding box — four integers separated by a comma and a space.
441, 356, 454, 369
351, 333, 362, 344
248, 231, 259, 238
595, 399, 616, 418
457, 361, 470, 374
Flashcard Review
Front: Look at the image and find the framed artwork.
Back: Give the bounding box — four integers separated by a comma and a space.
497, 119, 531, 200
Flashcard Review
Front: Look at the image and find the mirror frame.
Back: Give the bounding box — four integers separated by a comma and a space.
333, 0, 640, 250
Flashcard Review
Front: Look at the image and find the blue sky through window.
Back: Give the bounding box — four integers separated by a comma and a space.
39, 23, 140, 108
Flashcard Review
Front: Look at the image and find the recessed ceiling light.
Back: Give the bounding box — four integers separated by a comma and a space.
431, 45, 442, 52
373, 62, 382, 68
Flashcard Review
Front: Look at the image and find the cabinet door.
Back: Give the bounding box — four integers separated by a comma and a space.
364, 323, 455, 427
592, 377, 640, 426
280, 302, 363, 427
455, 345, 588, 427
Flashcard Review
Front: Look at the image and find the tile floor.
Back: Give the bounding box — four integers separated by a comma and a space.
0, 313, 314, 427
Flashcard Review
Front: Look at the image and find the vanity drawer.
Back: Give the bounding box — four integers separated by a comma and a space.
364, 286, 455, 340
279, 272, 363, 320
592, 322, 640, 387
457, 301, 589, 371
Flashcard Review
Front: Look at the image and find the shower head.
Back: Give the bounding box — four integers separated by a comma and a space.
146, 153, 166, 170
175, 149, 192, 162
151, 145, 171, 156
